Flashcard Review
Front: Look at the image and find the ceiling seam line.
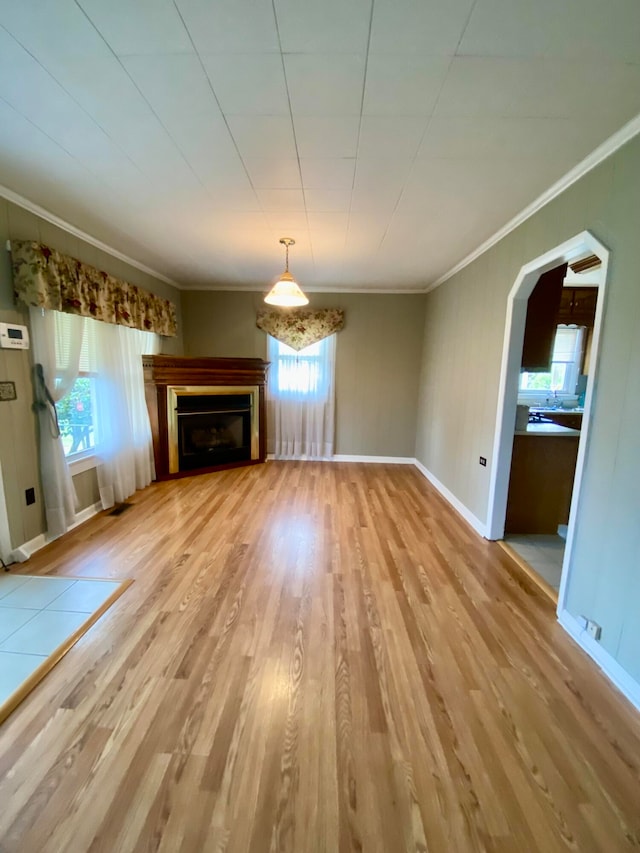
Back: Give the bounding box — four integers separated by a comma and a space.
171, 0, 266, 218
271, 0, 313, 267
0, 22, 146, 181
345, 0, 377, 258
378, 53, 456, 263
453, 0, 480, 56
72, 0, 213, 200
378, 0, 480, 268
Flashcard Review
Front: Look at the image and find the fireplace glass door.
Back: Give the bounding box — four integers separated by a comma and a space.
177, 394, 251, 470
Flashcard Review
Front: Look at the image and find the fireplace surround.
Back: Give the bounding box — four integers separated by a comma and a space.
143, 355, 269, 479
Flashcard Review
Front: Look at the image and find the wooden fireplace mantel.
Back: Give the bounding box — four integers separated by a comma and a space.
143, 355, 270, 480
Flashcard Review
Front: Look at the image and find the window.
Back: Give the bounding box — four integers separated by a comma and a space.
267, 334, 337, 459
57, 376, 95, 457
519, 325, 585, 396
270, 338, 328, 396
53, 314, 158, 462
54, 313, 97, 459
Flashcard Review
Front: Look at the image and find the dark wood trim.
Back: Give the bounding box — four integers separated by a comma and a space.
143, 355, 270, 388
143, 355, 270, 480
569, 253, 601, 274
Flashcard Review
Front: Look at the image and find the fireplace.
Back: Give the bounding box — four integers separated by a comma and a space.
143, 356, 269, 479
169, 387, 258, 473
176, 392, 252, 470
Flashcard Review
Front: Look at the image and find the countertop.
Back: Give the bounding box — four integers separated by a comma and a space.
529, 407, 584, 414
515, 423, 581, 437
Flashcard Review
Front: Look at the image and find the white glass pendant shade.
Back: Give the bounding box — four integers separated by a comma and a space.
264, 271, 309, 307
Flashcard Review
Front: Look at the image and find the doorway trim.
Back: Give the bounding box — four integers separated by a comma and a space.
485, 230, 609, 615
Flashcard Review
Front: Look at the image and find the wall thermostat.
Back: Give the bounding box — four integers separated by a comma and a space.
0, 323, 29, 350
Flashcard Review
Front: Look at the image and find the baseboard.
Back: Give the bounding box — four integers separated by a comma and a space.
69, 501, 103, 530
413, 459, 488, 538
266, 453, 333, 461
11, 501, 104, 563
11, 534, 47, 563
266, 453, 415, 464
558, 608, 640, 713
332, 455, 415, 464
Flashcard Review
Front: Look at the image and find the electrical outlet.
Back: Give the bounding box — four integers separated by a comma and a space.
586, 619, 602, 641
479, 456, 487, 467
25, 487, 35, 506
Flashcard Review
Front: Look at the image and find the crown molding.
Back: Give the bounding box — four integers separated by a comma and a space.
0, 184, 426, 295
6, 110, 639, 299
0, 184, 181, 289
182, 284, 426, 295
426, 112, 640, 294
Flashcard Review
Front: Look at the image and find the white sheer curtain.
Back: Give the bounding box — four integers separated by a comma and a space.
0, 461, 14, 562
28, 308, 159, 535
267, 334, 336, 459
92, 320, 158, 508
29, 307, 85, 537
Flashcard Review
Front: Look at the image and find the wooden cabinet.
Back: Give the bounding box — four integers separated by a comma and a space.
521, 264, 567, 372
557, 287, 597, 327
505, 433, 579, 534
542, 411, 582, 430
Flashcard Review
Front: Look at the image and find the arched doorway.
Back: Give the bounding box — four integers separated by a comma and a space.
485, 230, 609, 614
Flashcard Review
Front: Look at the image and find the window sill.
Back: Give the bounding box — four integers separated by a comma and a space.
68, 453, 98, 476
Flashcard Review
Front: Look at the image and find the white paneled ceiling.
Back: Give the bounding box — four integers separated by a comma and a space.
0, 0, 639, 291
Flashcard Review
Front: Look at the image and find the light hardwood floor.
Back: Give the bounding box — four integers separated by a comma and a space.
0, 462, 638, 852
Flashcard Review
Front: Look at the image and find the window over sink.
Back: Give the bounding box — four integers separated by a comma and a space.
519, 326, 585, 397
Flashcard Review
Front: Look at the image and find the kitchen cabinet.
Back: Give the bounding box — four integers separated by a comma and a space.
545, 411, 582, 430
557, 287, 597, 327
521, 264, 567, 372
505, 426, 579, 534
531, 410, 583, 430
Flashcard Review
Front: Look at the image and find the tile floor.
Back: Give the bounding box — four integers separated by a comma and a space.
0, 574, 122, 708
504, 534, 565, 592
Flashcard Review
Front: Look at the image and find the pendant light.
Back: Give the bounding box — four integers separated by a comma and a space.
264, 237, 309, 307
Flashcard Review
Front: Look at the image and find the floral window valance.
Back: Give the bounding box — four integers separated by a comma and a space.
11, 240, 177, 337
256, 308, 344, 351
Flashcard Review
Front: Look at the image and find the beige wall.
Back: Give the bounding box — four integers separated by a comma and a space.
415, 135, 640, 685
182, 290, 426, 457
0, 197, 184, 549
